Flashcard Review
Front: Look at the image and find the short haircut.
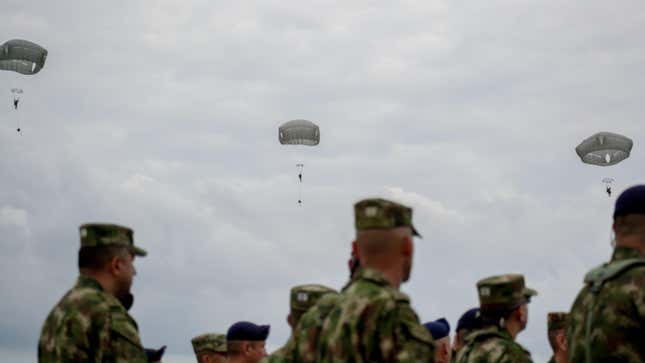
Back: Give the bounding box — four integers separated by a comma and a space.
614, 214, 645, 238
226, 341, 244, 356
78, 245, 130, 270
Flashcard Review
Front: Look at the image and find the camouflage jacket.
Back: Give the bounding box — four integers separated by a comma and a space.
292, 267, 435, 363
38, 275, 148, 363
454, 325, 532, 363
566, 247, 645, 363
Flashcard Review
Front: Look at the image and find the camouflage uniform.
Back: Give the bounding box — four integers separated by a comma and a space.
191, 333, 227, 360
546, 312, 567, 363
38, 223, 148, 363
567, 246, 645, 363
455, 274, 536, 363
289, 199, 433, 363
265, 284, 337, 363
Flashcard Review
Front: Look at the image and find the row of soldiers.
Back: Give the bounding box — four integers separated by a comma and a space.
37, 185, 645, 362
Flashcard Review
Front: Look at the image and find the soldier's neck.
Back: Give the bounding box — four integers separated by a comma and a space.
615, 237, 645, 255
364, 264, 403, 289
504, 319, 521, 340
554, 350, 567, 363
80, 270, 117, 296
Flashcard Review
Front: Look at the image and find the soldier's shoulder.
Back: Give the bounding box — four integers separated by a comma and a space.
466, 329, 531, 363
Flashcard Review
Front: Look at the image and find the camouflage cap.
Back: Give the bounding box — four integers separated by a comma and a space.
547, 312, 568, 332
476, 274, 537, 314
290, 284, 337, 314
354, 198, 421, 237
191, 333, 226, 354
79, 223, 147, 257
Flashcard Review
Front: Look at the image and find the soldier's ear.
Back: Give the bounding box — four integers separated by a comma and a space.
401, 236, 413, 257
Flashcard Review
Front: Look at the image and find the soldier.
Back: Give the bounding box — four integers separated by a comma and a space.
567, 185, 645, 363
191, 333, 227, 363
546, 313, 568, 363
38, 223, 149, 363
226, 321, 270, 363
265, 284, 337, 362
452, 308, 482, 357
424, 318, 452, 363
296, 198, 435, 362
455, 274, 537, 363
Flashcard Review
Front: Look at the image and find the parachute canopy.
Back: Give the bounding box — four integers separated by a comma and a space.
279, 119, 320, 146
0, 39, 48, 75
575, 132, 633, 166
11, 88, 23, 94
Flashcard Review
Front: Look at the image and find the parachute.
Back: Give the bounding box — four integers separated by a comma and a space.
575, 132, 633, 166
0, 39, 48, 75
279, 120, 320, 205
279, 119, 320, 146
575, 132, 632, 197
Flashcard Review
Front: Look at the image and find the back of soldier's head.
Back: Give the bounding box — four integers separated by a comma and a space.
77, 223, 147, 272
354, 198, 420, 255
613, 185, 645, 245
547, 312, 568, 352
476, 274, 537, 327
191, 333, 226, 363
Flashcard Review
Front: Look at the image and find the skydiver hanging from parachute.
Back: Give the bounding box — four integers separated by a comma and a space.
0, 39, 48, 133
575, 132, 632, 197
279, 120, 320, 206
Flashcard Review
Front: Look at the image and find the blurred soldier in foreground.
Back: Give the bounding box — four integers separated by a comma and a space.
424, 318, 452, 363
296, 198, 435, 362
191, 333, 227, 363
546, 312, 568, 363
227, 321, 270, 363
567, 185, 645, 363
455, 274, 537, 363
38, 223, 149, 363
265, 284, 337, 362
452, 308, 482, 359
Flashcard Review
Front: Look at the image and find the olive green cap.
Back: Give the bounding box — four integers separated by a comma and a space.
547, 312, 568, 332
191, 333, 226, 354
477, 274, 537, 314
79, 223, 147, 257
290, 284, 337, 314
354, 198, 421, 237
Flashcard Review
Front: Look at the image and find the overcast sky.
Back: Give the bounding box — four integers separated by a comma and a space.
1, 1, 644, 362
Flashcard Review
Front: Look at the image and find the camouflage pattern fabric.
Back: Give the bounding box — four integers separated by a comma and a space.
354, 198, 421, 236
292, 267, 435, 363
38, 275, 147, 363
191, 333, 227, 354
454, 325, 532, 363
79, 223, 147, 256
567, 247, 645, 363
546, 312, 568, 333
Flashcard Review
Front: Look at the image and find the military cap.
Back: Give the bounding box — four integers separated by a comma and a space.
290, 284, 337, 314
547, 312, 568, 332
456, 307, 482, 332
423, 318, 450, 340
354, 198, 421, 237
477, 274, 537, 314
191, 333, 226, 354
226, 321, 270, 341
613, 185, 645, 218
79, 223, 147, 256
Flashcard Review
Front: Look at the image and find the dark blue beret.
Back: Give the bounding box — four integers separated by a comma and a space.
614, 185, 645, 218
456, 308, 482, 332
423, 318, 450, 340
226, 321, 270, 341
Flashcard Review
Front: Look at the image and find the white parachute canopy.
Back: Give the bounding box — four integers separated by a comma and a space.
575, 132, 633, 166
278, 119, 320, 146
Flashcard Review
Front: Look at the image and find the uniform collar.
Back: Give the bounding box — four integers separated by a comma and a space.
76, 275, 105, 291
611, 247, 644, 261
353, 267, 393, 287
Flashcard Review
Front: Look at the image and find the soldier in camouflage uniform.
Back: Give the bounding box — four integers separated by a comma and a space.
264, 284, 337, 362
567, 185, 645, 363
191, 333, 227, 363
452, 308, 482, 360
38, 223, 149, 363
455, 274, 537, 363
546, 312, 568, 363
293, 198, 435, 362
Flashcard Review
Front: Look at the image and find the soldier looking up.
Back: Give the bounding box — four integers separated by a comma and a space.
191, 333, 227, 363
546, 313, 568, 363
567, 185, 645, 363
38, 223, 149, 363
424, 318, 452, 363
455, 274, 537, 363
226, 321, 270, 363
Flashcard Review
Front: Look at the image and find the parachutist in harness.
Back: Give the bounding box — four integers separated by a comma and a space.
298, 173, 302, 183
606, 186, 612, 197
13, 98, 19, 109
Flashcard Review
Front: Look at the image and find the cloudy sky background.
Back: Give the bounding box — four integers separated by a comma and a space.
1, 0, 644, 362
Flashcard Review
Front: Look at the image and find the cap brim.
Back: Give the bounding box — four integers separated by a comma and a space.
133, 246, 147, 257
411, 225, 422, 238
523, 287, 537, 298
